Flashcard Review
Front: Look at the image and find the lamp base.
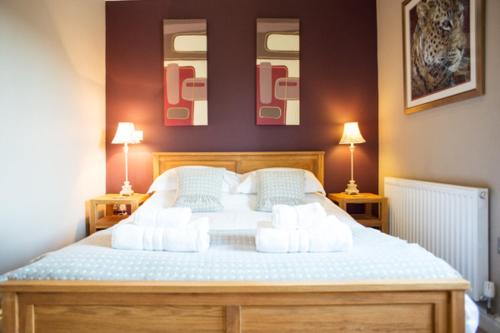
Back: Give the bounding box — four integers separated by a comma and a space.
344, 180, 360, 195
120, 181, 134, 196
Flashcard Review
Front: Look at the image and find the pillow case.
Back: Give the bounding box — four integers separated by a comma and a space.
148, 166, 240, 194
237, 168, 325, 194
174, 167, 225, 212
255, 170, 305, 212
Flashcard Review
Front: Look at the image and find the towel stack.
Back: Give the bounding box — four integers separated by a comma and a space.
256, 203, 353, 253
111, 207, 209, 252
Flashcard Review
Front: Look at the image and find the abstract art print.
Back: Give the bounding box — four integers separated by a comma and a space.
403, 0, 484, 114
163, 19, 207, 126
256, 19, 300, 125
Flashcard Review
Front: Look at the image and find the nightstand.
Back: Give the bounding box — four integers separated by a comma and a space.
328, 193, 388, 233
88, 193, 149, 235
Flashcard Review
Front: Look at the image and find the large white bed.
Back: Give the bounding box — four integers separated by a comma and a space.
0, 152, 477, 333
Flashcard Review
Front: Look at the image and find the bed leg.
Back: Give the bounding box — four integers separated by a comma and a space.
226, 305, 241, 333
2, 293, 19, 333
450, 290, 465, 333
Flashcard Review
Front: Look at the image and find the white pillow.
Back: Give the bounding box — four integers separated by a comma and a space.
236, 168, 325, 194
148, 166, 241, 194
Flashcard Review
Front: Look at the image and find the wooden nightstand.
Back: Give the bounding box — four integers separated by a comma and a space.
328, 193, 388, 233
88, 193, 149, 235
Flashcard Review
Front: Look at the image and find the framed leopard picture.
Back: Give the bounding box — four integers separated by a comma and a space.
402, 0, 485, 114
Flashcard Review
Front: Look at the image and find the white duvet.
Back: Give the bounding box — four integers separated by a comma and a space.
3, 191, 479, 332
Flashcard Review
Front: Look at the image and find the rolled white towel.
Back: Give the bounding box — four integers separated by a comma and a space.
112, 224, 144, 250
256, 215, 353, 253
163, 221, 210, 252
256, 228, 308, 253
308, 215, 353, 252
133, 207, 192, 228
272, 202, 327, 230
112, 217, 210, 252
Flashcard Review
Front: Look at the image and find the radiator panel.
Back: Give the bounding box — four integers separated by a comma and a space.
384, 177, 488, 301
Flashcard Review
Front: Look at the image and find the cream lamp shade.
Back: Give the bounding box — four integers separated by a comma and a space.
112, 122, 143, 196
339, 122, 366, 145
112, 122, 142, 144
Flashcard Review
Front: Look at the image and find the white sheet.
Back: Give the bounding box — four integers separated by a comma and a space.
135, 190, 361, 231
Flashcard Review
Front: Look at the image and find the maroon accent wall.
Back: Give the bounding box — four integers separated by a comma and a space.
106, 0, 378, 194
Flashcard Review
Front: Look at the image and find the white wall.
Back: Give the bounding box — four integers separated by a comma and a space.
0, 0, 106, 274
377, 0, 500, 313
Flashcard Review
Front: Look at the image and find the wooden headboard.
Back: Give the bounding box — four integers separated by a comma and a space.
152, 151, 325, 185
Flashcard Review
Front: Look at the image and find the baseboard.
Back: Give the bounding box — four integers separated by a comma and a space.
479, 307, 500, 333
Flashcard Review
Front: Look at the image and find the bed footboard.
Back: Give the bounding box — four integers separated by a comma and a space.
1, 280, 467, 333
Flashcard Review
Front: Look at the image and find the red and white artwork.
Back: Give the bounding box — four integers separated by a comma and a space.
163, 19, 207, 126
256, 19, 300, 126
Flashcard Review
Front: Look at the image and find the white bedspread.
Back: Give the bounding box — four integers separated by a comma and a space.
0, 190, 470, 284
1, 192, 478, 332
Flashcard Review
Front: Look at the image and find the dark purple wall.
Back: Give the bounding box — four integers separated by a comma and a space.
106, 0, 378, 194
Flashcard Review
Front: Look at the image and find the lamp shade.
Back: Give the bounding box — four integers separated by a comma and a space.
112, 122, 141, 144
339, 122, 366, 145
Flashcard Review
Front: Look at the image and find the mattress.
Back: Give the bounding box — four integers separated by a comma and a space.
3, 193, 462, 282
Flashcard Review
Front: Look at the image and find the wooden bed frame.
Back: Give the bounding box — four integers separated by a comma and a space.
0, 151, 468, 333
151, 151, 325, 183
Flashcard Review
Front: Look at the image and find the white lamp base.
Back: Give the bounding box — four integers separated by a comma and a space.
120, 181, 134, 196
345, 180, 360, 195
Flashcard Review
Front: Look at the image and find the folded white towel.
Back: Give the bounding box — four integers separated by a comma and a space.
112, 217, 210, 252
133, 207, 192, 228
256, 215, 353, 253
272, 202, 327, 230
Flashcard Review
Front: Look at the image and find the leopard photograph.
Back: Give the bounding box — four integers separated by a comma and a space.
409, 0, 471, 100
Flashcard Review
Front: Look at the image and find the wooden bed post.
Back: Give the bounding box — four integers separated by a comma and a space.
2, 292, 19, 333
450, 290, 466, 333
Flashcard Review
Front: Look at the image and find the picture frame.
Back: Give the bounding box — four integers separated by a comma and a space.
163, 19, 208, 126
402, 0, 485, 114
256, 18, 300, 125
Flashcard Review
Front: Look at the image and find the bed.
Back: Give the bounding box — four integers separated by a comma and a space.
0, 152, 472, 333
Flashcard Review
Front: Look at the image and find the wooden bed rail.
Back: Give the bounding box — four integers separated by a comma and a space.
1, 280, 468, 333
0, 279, 469, 293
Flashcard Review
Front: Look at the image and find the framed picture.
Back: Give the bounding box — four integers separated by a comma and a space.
163, 19, 207, 126
256, 19, 300, 125
402, 0, 484, 114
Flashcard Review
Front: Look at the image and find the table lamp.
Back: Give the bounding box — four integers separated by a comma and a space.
112, 122, 143, 196
339, 122, 366, 195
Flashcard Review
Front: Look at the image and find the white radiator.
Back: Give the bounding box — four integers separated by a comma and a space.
384, 177, 488, 301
